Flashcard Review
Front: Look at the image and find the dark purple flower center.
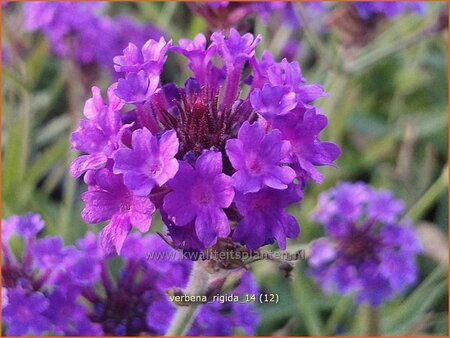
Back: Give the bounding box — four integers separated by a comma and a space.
246, 155, 264, 175
146, 160, 162, 176
2, 264, 31, 288
119, 192, 134, 213
153, 83, 254, 159
339, 225, 380, 266
251, 194, 272, 210
191, 183, 214, 206
83, 263, 161, 336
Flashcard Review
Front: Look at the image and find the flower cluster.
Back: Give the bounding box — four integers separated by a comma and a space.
23, 2, 162, 71
2, 213, 96, 336
2, 213, 259, 336
70, 29, 340, 255
326, 2, 427, 48
352, 2, 426, 21
308, 182, 422, 306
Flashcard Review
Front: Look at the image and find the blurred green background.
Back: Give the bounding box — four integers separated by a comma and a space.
2, 2, 448, 336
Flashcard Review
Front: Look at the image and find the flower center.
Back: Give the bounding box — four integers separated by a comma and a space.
339, 226, 379, 266
191, 184, 214, 207
246, 154, 264, 176
146, 160, 162, 176
251, 194, 272, 210
84, 265, 160, 336
152, 82, 254, 159
2, 264, 30, 288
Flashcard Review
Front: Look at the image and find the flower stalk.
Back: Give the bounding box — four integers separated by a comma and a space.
406, 164, 448, 222
363, 306, 380, 336
165, 261, 211, 336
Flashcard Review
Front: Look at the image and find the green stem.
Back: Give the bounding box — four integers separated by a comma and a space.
296, 4, 344, 74
268, 26, 292, 60
346, 27, 441, 74
363, 306, 380, 336
406, 164, 448, 222
165, 261, 211, 336
59, 60, 84, 241
320, 72, 350, 144
325, 296, 353, 335
158, 2, 178, 32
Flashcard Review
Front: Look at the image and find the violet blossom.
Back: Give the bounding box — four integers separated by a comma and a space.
1, 213, 260, 336
308, 182, 422, 306
70, 29, 340, 254
23, 2, 162, 73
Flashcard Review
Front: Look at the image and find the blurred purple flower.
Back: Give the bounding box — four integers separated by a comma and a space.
308, 182, 422, 306
353, 2, 427, 20
3, 289, 51, 336
2, 214, 260, 335
3, 212, 44, 240
23, 2, 162, 72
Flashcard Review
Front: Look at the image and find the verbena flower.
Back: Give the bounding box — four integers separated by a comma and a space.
1, 213, 98, 336
1, 214, 260, 336
352, 2, 426, 21
308, 182, 422, 306
327, 2, 427, 48
71, 29, 340, 254
23, 2, 162, 72
225, 121, 296, 193
81, 168, 156, 254
233, 186, 302, 250
163, 151, 235, 247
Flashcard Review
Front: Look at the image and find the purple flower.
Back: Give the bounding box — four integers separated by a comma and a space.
171, 34, 217, 84
114, 37, 171, 74
0, 213, 109, 336
72, 232, 259, 336
81, 168, 156, 254
3, 288, 51, 336
115, 70, 160, 103
271, 107, 341, 185
70, 84, 124, 178
71, 29, 339, 253
226, 121, 295, 193
250, 84, 298, 118
211, 29, 261, 107
164, 151, 234, 247
233, 186, 302, 250
2, 212, 44, 240
32, 236, 71, 270
211, 28, 261, 68
113, 128, 179, 196
23, 2, 162, 72
2, 214, 260, 336
353, 2, 427, 21
308, 182, 422, 306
